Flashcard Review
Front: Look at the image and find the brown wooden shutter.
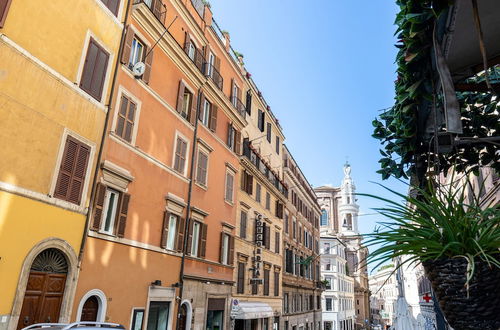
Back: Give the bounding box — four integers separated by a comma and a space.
176, 81, 185, 114
274, 271, 279, 296
241, 170, 247, 191
0, 0, 13, 28
116, 193, 130, 237
275, 231, 280, 254
176, 217, 186, 251
209, 105, 218, 132
184, 32, 191, 52
230, 78, 235, 100
160, 211, 170, 249
227, 123, 233, 147
237, 262, 245, 294
152, 0, 162, 21
219, 233, 225, 263
186, 219, 194, 254
264, 269, 270, 295
234, 130, 241, 155
122, 25, 134, 64
200, 223, 207, 258
246, 173, 253, 195
214, 56, 221, 71
91, 183, 106, 231
198, 92, 205, 120
189, 92, 197, 126
143, 49, 153, 84
228, 235, 234, 265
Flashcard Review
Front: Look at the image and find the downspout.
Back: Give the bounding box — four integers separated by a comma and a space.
78, 0, 132, 265
177, 80, 206, 327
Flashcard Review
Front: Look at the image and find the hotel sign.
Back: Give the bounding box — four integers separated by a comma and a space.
251, 214, 264, 282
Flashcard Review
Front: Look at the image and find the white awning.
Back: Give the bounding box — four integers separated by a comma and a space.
230, 302, 274, 320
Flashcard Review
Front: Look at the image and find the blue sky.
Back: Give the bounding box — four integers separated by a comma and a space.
209, 1, 406, 271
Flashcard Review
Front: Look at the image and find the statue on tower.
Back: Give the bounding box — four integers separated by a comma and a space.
344, 161, 351, 178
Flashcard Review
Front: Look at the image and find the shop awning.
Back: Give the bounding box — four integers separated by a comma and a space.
230, 302, 274, 320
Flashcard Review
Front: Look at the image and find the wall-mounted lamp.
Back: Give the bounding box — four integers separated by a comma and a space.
151, 280, 162, 286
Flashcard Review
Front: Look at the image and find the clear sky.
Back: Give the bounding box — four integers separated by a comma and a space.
209, 0, 406, 272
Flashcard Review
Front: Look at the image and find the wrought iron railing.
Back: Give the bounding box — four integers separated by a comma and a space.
205, 63, 223, 90
243, 140, 287, 196
133, 0, 166, 26
230, 96, 247, 119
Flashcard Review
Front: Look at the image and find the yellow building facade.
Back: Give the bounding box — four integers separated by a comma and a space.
0, 0, 124, 329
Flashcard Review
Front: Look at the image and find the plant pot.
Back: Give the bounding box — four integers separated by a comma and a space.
423, 258, 500, 329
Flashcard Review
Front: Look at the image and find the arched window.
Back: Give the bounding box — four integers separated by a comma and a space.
320, 209, 328, 226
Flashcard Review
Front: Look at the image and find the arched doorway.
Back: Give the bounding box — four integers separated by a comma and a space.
16, 248, 68, 329
177, 303, 187, 330
80, 296, 99, 322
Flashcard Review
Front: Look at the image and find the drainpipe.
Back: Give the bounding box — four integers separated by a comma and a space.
176, 79, 207, 328
78, 0, 132, 265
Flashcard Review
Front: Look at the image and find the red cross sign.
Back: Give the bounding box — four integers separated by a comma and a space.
422, 293, 432, 303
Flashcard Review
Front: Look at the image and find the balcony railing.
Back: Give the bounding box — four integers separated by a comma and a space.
184, 41, 205, 74
133, 0, 166, 26
243, 140, 288, 196
205, 63, 223, 90
230, 96, 247, 119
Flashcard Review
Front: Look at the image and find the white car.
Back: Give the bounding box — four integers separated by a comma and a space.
22, 322, 125, 330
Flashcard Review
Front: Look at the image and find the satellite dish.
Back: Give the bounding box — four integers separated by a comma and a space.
132, 62, 146, 77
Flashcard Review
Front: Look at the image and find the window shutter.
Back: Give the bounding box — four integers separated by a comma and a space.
230, 78, 235, 100
200, 223, 207, 258
152, 0, 162, 21
160, 211, 170, 248
274, 272, 279, 296
227, 123, 233, 147
275, 232, 280, 254
116, 193, 130, 237
80, 39, 109, 101
189, 92, 197, 126
246, 173, 253, 195
107, 0, 119, 16
245, 90, 252, 115
267, 122, 272, 142
0, 0, 13, 27
237, 262, 245, 294
234, 130, 241, 155
214, 56, 221, 71
143, 49, 154, 84
229, 235, 234, 265
121, 25, 134, 64
176, 81, 186, 114
198, 92, 205, 120
186, 219, 194, 254
240, 211, 247, 239
209, 105, 218, 132
265, 225, 270, 249
184, 32, 191, 52
264, 269, 270, 296
176, 217, 186, 252
91, 183, 106, 231
219, 232, 225, 263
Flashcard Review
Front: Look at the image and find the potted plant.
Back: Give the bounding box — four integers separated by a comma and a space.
363, 176, 500, 329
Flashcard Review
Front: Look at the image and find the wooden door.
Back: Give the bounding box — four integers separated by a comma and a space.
81, 296, 99, 322
177, 304, 187, 330
17, 271, 66, 329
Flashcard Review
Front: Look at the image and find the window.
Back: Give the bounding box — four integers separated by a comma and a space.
100, 188, 120, 235
276, 136, 280, 154
245, 90, 252, 115
284, 293, 289, 313
258, 110, 265, 132
325, 277, 332, 290
266, 122, 272, 143
80, 38, 109, 101
176, 81, 195, 124
292, 219, 296, 239
207, 51, 215, 77
241, 171, 253, 195
100, 0, 120, 16
264, 269, 270, 296
201, 99, 211, 126
131, 308, 144, 330
146, 301, 170, 330
196, 150, 208, 186
181, 89, 193, 119
187, 42, 196, 60
237, 262, 245, 294
325, 298, 332, 311
116, 94, 137, 143
191, 221, 201, 256
275, 232, 280, 254
54, 136, 91, 205
225, 171, 234, 203
256, 183, 261, 202
173, 136, 188, 175
284, 213, 289, 234
240, 210, 247, 239
324, 242, 331, 254
128, 37, 144, 69
221, 233, 229, 265
265, 192, 270, 210
274, 271, 279, 296
321, 209, 328, 226
231, 82, 240, 107
227, 124, 241, 154
165, 214, 177, 250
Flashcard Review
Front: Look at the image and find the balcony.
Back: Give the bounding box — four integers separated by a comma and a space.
230, 96, 247, 119
184, 40, 205, 74
205, 63, 223, 90
133, 0, 166, 25
243, 140, 288, 197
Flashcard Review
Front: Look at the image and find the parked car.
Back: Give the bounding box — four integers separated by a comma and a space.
22, 322, 125, 330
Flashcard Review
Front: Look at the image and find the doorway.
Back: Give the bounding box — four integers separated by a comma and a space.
16, 249, 68, 329
81, 296, 99, 321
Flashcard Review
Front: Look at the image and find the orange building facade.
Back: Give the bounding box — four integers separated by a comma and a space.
73, 0, 247, 329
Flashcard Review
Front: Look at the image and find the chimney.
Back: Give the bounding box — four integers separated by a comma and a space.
203, 4, 213, 26
223, 31, 230, 52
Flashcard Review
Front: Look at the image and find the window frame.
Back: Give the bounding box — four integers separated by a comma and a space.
201, 99, 211, 127
225, 169, 235, 204
195, 147, 209, 187
165, 213, 178, 251
128, 36, 145, 70
79, 36, 111, 102
191, 221, 201, 257
100, 187, 121, 235
172, 132, 190, 176
113, 88, 142, 145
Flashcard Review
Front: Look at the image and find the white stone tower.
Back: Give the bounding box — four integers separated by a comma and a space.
338, 162, 359, 235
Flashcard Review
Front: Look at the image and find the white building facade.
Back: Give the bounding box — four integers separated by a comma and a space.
368, 265, 399, 328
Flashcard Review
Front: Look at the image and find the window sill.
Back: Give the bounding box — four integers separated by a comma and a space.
195, 182, 208, 191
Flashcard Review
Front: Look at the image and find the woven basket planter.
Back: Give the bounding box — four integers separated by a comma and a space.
423, 258, 500, 329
